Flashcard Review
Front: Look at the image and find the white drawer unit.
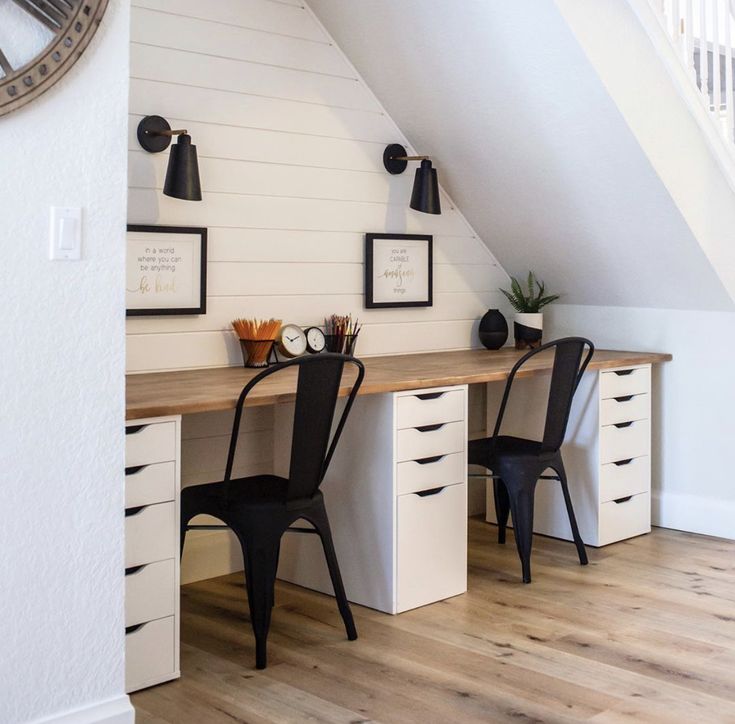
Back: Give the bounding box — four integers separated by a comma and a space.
396, 421, 465, 462
124, 415, 181, 693
396, 483, 467, 612
125, 461, 176, 508
486, 365, 653, 547
125, 559, 176, 628
277, 385, 469, 614
125, 502, 176, 569
125, 421, 177, 467
396, 452, 465, 495
125, 616, 176, 694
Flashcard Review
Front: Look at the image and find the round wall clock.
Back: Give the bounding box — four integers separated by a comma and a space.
0, 0, 109, 118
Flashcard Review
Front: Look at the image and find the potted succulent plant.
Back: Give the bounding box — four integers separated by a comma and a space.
500, 272, 559, 349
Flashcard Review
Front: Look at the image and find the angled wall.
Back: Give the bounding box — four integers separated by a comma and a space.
310, 0, 735, 538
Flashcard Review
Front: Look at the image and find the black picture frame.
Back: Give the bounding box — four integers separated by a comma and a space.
126, 224, 207, 316
364, 233, 433, 309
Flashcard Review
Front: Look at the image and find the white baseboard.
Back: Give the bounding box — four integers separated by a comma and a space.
30, 695, 134, 724
653, 491, 735, 540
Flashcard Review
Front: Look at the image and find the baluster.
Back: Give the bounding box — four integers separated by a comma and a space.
714, 0, 722, 117
725, 0, 734, 140
673, 0, 683, 51
685, 0, 696, 80
701, 0, 711, 104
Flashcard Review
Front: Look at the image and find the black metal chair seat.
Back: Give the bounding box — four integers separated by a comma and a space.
180, 353, 365, 669
469, 337, 594, 583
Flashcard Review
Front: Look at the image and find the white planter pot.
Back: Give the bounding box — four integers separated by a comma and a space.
514, 313, 543, 349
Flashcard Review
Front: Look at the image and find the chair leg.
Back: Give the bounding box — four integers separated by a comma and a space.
505, 478, 537, 584
493, 477, 510, 545
309, 505, 357, 641
555, 462, 588, 566
238, 531, 281, 669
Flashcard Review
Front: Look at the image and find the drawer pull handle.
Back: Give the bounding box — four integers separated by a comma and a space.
415, 486, 446, 497
125, 623, 146, 635
614, 421, 633, 429
125, 424, 148, 435
125, 565, 145, 576
613, 370, 634, 376
125, 505, 146, 517
125, 464, 148, 476
614, 395, 634, 403
415, 392, 446, 401
613, 458, 633, 467
415, 423, 444, 433
415, 455, 445, 465
613, 495, 633, 504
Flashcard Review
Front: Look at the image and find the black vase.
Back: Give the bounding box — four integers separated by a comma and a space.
478, 309, 508, 350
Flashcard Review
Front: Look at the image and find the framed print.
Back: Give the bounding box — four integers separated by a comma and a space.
365, 233, 433, 308
126, 225, 207, 316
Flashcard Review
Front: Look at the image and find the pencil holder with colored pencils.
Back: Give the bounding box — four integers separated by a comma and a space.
324, 314, 361, 356
231, 318, 282, 368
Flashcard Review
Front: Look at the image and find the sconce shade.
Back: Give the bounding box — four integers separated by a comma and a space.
163, 134, 202, 201
410, 159, 441, 215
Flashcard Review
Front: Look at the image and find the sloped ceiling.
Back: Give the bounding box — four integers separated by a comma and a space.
309, 0, 733, 310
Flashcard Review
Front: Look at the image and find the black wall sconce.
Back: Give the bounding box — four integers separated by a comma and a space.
383, 143, 441, 215
137, 115, 202, 201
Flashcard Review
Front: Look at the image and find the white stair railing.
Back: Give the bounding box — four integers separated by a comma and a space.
653, 0, 735, 141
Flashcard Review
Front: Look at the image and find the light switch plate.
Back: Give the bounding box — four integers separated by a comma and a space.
49, 206, 82, 260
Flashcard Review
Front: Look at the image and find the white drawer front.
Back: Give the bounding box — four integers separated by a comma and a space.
395, 389, 465, 430
599, 456, 650, 503
125, 421, 176, 467
397, 483, 467, 612
125, 502, 176, 568
396, 452, 465, 495
125, 461, 175, 508
600, 394, 649, 426
598, 491, 651, 546
396, 421, 465, 463
599, 367, 650, 399
125, 559, 176, 628
600, 419, 650, 465
125, 615, 176, 693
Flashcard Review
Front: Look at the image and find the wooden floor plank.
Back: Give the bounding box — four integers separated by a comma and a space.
132, 519, 735, 723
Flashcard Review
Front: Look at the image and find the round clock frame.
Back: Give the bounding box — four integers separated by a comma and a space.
0, 0, 109, 118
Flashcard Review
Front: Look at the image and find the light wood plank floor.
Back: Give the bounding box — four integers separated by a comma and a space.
132, 519, 735, 723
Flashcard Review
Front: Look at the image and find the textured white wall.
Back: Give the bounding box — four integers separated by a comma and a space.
0, 1, 131, 722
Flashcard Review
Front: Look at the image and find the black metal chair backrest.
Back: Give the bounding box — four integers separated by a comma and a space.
493, 337, 594, 455
222, 353, 365, 508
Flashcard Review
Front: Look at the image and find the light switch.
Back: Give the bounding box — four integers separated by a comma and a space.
49, 206, 82, 260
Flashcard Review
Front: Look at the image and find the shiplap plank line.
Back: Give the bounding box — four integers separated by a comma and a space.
131, 44, 372, 111
131, 0, 326, 43
131, 8, 351, 78
127, 115, 386, 173
128, 189, 464, 235
126, 292, 506, 335
127, 320, 484, 373
129, 79, 393, 143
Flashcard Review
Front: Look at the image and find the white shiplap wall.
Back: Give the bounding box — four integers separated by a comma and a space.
126, 0, 508, 580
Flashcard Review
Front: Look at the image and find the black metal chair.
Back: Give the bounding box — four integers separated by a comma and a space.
468, 337, 594, 583
180, 353, 365, 669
